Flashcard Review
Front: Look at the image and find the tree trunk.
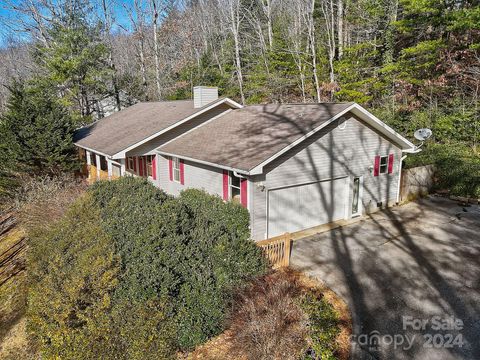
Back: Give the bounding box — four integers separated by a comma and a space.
308, 0, 321, 102
264, 0, 273, 49
101, 0, 121, 112
152, 0, 162, 100
337, 0, 343, 59
230, 0, 245, 104
233, 31, 245, 104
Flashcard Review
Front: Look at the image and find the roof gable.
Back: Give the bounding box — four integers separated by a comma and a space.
157, 102, 414, 174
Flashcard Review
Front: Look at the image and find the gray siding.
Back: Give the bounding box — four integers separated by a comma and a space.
157, 155, 224, 197
250, 113, 403, 240
127, 103, 231, 156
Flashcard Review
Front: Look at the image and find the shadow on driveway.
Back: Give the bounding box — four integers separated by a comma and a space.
291, 196, 480, 360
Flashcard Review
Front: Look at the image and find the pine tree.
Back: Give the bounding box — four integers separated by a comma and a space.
0, 81, 79, 174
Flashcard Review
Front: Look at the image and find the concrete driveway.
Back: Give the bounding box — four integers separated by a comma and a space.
290, 196, 480, 360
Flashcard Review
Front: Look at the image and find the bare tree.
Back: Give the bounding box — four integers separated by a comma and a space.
151, 0, 162, 99
283, 0, 308, 102
99, 0, 121, 111
320, 0, 336, 99
124, 0, 150, 99
337, 0, 343, 59
304, 0, 321, 102
219, 0, 247, 104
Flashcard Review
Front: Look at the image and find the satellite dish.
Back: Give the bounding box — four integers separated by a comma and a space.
414, 128, 432, 141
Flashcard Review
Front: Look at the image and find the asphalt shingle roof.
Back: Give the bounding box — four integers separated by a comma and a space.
74, 99, 225, 156
157, 102, 353, 172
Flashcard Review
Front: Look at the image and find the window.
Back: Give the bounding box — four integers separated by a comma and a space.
112, 164, 121, 178
127, 157, 134, 171
90, 152, 96, 167
352, 177, 362, 215
230, 172, 241, 203
100, 156, 108, 171
146, 155, 153, 177
379, 156, 388, 174
172, 157, 181, 182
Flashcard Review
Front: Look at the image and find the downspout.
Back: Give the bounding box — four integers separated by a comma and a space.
396, 154, 408, 203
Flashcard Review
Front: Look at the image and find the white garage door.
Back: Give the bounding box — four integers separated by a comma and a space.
267, 177, 348, 237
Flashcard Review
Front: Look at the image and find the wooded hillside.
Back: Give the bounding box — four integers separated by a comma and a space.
0, 0, 479, 195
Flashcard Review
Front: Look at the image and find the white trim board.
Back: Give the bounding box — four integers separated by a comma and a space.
74, 144, 111, 159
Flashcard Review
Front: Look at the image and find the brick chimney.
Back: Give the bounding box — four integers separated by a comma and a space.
193, 86, 219, 108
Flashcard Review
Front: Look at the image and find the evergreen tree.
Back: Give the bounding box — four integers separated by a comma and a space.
34, 0, 111, 120
0, 81, 79, 174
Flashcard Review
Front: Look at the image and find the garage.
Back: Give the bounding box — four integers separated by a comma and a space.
267, 177, 348, 237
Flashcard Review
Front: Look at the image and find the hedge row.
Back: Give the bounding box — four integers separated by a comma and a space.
28, 177, 267, 358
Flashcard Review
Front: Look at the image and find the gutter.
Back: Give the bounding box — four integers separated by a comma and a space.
74, 143, 112, 159
155, 150, 250, 176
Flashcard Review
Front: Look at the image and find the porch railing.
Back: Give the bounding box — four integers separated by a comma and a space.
257, 232, 291, 268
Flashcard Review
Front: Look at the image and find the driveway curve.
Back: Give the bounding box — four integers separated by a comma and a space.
291, 197, 480, 360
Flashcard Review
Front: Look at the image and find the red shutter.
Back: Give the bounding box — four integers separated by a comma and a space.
388, 154, 394, 174
168, 158, 173, 181
152, 155, 157, 180
373, 156, 380, 176
222, 170, 229, 201
133, 156, 137, 172
139, 157, 144, 176
180, 159, 185, 185
240, 178, 247, 208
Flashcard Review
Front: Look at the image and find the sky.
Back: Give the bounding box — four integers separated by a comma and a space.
0, 0, 138, 48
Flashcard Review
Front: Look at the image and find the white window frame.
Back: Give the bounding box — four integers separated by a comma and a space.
229, 172, 242, 203
379, 155, 388, 174
127, 157, 134, 171
172, 157, 181, 183
146, 155, 153, 177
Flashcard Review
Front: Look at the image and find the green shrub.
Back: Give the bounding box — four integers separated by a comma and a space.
27, 193, 176, 359
405, 143, 480, 197
301, 291, 341, 360
90, 177, 176, 301
89, 178, 267, 350
27, 177, 266, 356
174, 189, 267, 348
27, 195, 120, 358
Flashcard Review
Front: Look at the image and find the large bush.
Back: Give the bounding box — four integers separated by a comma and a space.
88, 178, 267, 350
26, 176, 267, 358
27, 191, 178, 359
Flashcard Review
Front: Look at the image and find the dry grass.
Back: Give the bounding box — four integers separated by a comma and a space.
15, 174, 86, 235
186, 269, 352, 360
0, 175, 84, 360
228, 269, 308, 360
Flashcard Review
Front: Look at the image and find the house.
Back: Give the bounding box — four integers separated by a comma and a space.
74, 86, 416, 240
